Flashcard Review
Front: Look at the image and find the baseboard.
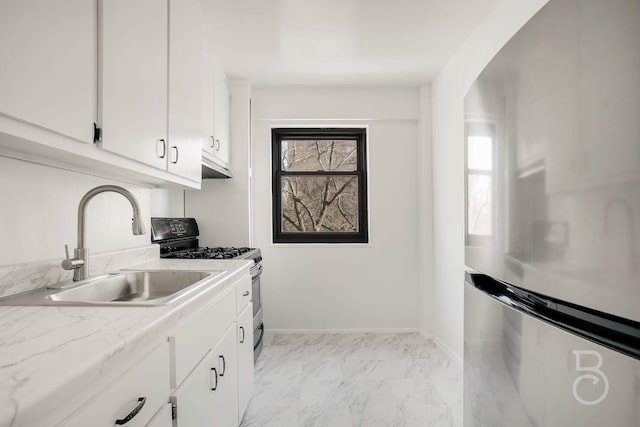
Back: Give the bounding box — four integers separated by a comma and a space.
263, 328, 464, 367
265, 328, 421, 334
422, 330, 463, 368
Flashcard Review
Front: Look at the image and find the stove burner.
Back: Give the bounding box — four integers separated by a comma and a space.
165, 246, 256, 260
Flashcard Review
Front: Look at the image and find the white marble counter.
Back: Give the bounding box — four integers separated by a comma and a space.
0, 256, 252, 427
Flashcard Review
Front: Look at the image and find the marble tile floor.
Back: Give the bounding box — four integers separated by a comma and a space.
240, 332, 462, 427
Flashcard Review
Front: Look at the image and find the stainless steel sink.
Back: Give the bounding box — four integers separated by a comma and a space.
0, 270, 226, 306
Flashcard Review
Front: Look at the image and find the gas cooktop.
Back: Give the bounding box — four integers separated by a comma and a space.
151, 218, 262, 263
164, 246, 257, 260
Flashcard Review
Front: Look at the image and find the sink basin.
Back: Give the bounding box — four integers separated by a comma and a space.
0, 270, 226, 306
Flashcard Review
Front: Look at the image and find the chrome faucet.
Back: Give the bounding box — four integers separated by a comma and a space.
62, 185, 146, 281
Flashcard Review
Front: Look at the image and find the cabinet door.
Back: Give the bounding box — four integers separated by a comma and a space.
202, 49, 216, 156
172, 325, 238, 427
170, 288, 236, 387
99, 0, 168, 170
147, 403, 173, 427
0, 0, 96, 143
172, 350, 217, 427
167, 0, 204, 182
213, 324, 239, 427
63, 344, 170, 427
213, 71, 231, 167
237, 304, 254, 421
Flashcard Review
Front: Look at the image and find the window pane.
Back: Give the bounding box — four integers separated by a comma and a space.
281, 140, 357, 172
467, 136, 493, 171
468, 174, 492, 236
281, 176, 359, 232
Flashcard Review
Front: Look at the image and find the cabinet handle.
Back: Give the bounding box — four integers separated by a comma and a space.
157, 139, 166, 159
210, 367, 218, 391
219, 355, 226, 376
239, 326, 245, 344
209, 135, 215, 148
171, 146, 179, 164
115, 397, 146, 425
215, 139, 220, 151
243, 291, 250, 297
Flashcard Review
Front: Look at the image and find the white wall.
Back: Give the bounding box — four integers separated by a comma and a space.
252, 86, 423, 331
150, 188, 185, 218
0, 155, 151, 265
185, 80, 253, 247
430, 0, 549, 359
417, 85, 434, 335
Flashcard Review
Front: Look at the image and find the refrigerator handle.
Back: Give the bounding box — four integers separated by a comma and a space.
465, 271, 640, 361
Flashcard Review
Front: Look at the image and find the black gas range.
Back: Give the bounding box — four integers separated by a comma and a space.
166, 246, 258, 260
151, 217, 262, 263
150, 217, 264, 360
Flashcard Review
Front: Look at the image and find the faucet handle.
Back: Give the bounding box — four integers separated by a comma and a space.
61, 244, 84, 271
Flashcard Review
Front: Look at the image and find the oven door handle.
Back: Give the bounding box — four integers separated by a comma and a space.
254, 324, 265, 351
250, 263, 263, 278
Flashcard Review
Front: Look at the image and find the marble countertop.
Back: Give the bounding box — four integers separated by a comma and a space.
0, 257, 252, 427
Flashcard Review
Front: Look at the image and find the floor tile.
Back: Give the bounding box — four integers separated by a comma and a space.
240, 332, 462, 427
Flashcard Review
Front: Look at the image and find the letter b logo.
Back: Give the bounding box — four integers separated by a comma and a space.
572, 350, 609, 405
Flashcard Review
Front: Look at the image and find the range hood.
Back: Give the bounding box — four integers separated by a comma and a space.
202, 155, 231, 179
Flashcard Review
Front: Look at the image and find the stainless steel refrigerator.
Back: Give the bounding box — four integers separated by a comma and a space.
463, 0, 640, 425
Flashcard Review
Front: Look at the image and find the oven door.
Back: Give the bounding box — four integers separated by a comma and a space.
251, 263, 264, 361
251, 264, 262, 318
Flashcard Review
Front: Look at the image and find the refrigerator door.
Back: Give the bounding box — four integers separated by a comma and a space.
463, 0, 640, 322
465, 277, 640, 426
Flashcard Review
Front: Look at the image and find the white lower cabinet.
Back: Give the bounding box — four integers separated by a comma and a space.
62, 343, 170, 427
171, 349, 216, 427
237, 304, 254, 421
170, 288, 237, 387
147, 403, 173, 427
212, 324, 239, 427
169, 273, 254, 427
171, 324, 238, 427
58, 272, 253, 427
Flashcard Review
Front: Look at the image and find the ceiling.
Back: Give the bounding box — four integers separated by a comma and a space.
199, 0, 500, 86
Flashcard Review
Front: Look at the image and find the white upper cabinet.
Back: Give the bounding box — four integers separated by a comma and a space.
99, 0, 169, 171
168, 0, 205, 182
0, 0, 96, 143
202, 49, 231, 168
202, 49, 217, 156
99, 0, 203, 182
213, 69, 231, 167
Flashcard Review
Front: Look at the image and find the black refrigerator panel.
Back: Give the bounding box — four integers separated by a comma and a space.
464, 278, 640, 427
463, 0, 640, 322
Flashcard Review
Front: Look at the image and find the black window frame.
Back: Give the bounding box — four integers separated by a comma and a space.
271, 127, 369, 244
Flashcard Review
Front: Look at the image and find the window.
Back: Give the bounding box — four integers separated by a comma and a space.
465, 122, 495, 246
271, 128, 368, 243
